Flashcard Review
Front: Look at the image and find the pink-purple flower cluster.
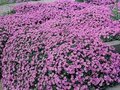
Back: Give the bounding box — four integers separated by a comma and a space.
85, 0, 116, 5
1, 0, 120, 90
2, 26, 120, 90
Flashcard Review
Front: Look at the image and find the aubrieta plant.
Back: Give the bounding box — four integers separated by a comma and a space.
0, 0, 120, 90
2, 28, 120, 90
86, 0, 117, 5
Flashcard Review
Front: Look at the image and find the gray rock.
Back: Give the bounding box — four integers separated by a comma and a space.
105, 40, 120, 53
0, 81, 2, 90
107, 86, 120, 90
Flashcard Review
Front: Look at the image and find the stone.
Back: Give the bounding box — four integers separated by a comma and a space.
105, 40, 120, 53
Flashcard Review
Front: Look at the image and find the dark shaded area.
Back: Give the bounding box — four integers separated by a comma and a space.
113, 44, 120, 53
0, 28, 9, 80
0, 61, 2, 80
75, 0, 84, 2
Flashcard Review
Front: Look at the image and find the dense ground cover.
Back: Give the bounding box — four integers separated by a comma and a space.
0, 0, 120, 90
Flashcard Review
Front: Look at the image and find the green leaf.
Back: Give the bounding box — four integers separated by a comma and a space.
66, 60, 73, 65
52, 85, 57, 90
111, 5, 120, 20
75, 0, 84, 2
7, 10, 16, 15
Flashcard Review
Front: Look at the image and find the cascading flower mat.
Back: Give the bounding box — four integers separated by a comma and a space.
2, 27, 120, 90
0, 0, 120, 90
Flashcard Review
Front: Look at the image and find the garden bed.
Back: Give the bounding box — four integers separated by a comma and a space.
1, 0, 120, 90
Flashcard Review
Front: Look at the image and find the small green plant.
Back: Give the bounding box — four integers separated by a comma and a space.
75, 0, 85, 2
101, 35, 120, 42
7, 10, 16, 14
111, 0, 120, 20
2, 10, 16, 16
112, 7, 120, 20
0, 0, 8, 5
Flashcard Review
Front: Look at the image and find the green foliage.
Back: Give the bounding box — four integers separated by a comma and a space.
52, 85, 57, 90
100, 82, 120, 90
112, 7, 120, 20
75, 0, 84, 2
7, 10, 16, 14
111, 1, 120, 20
0, 0, 8, 5
101, 35, 120, 42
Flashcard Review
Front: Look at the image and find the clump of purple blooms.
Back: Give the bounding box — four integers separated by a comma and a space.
1, 0, 120, 90
86, 0, 116, 5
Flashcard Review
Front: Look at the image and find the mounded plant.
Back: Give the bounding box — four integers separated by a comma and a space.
0, 0, 120, 90
2, 28, 120, 90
